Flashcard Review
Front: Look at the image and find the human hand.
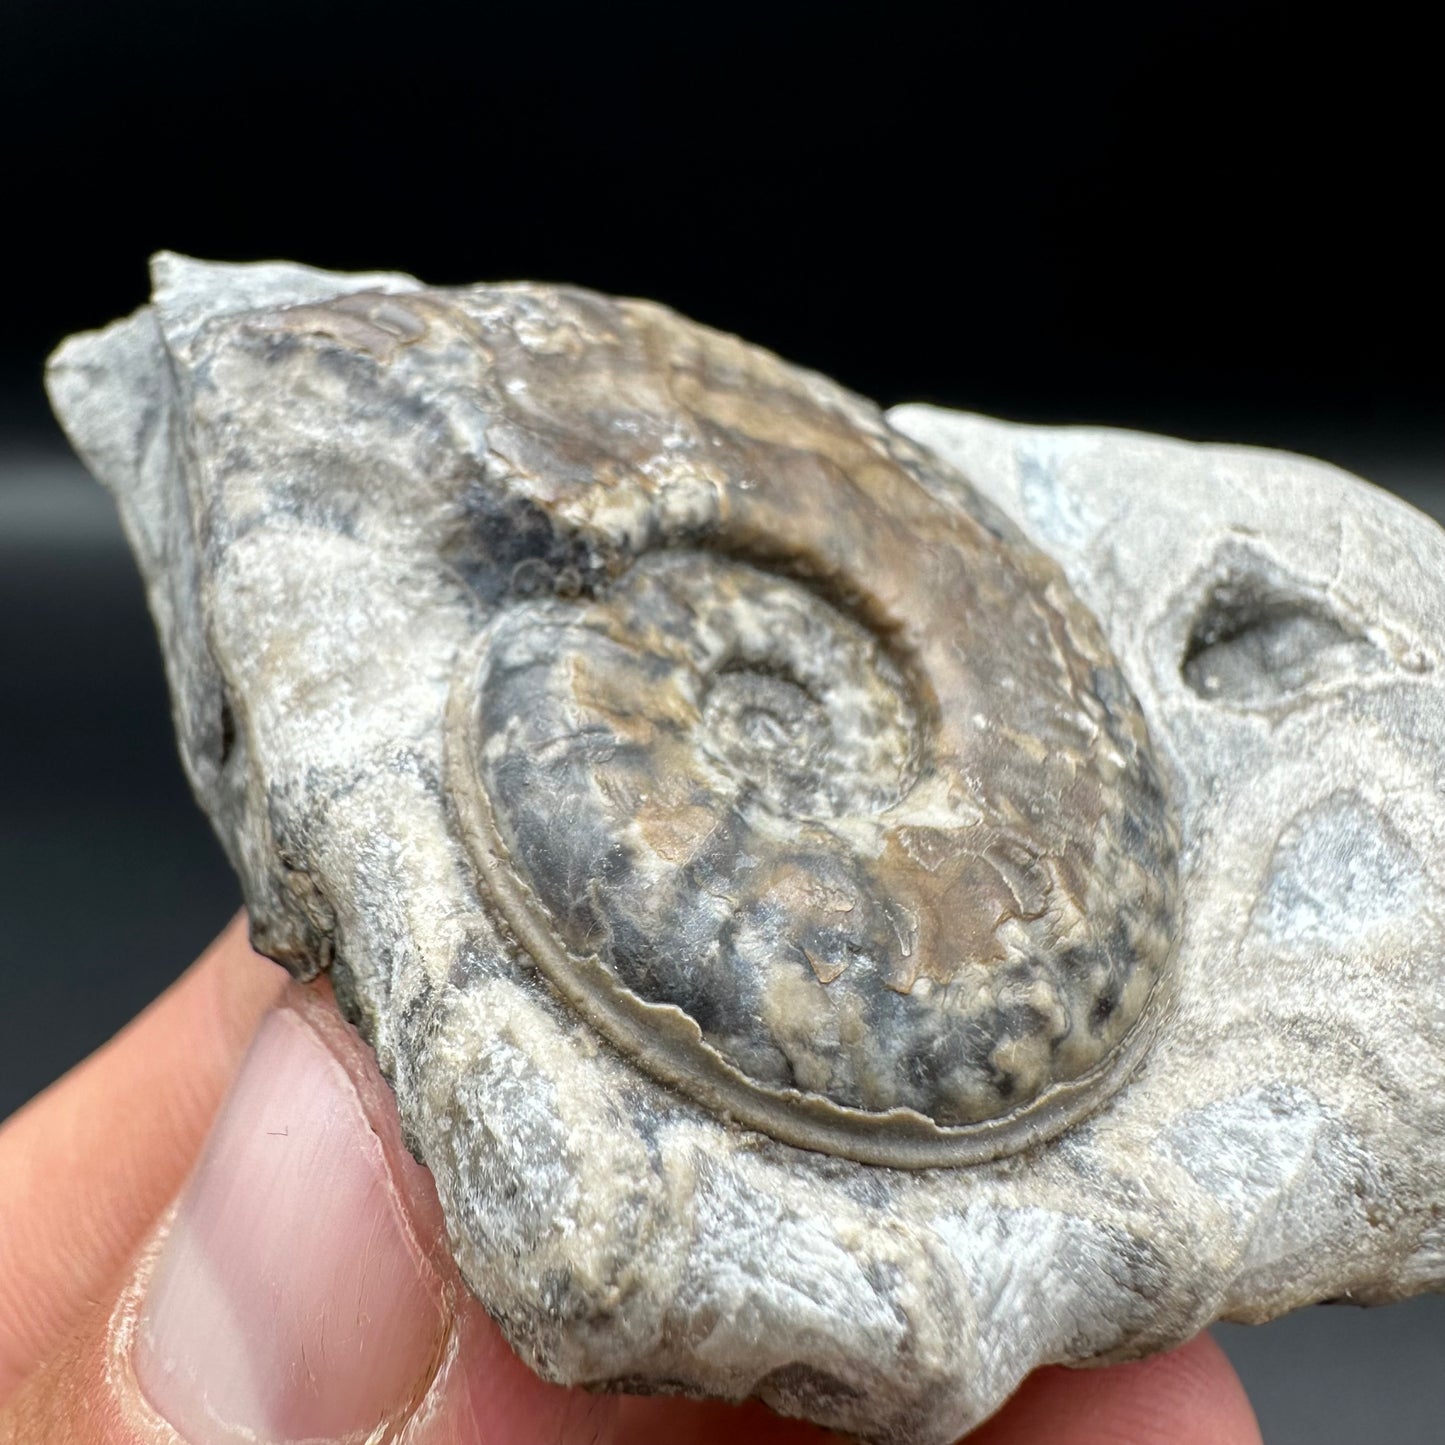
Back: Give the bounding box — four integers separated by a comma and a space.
0, 917, 1262, 1444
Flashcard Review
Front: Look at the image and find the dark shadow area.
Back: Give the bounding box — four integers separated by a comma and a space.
0, 450, 240, 1116
1216, 1296, 1445, 1445
3, 2, 1438, 450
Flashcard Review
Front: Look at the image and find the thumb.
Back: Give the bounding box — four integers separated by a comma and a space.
0, 982, 616, 1445
0, 928, 1259, 1445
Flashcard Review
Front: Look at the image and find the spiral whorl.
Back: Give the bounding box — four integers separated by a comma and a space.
442, 285, 1179, 1165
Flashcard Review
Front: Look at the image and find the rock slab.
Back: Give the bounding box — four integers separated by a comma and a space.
47, 256, 1445, 1443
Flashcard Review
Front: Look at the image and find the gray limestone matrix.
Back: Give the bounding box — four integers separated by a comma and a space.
47, 256, 1445, 1444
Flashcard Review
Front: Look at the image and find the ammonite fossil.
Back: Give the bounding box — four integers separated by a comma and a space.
48, 256, 1445, 1444
438, 286, 1179, 1167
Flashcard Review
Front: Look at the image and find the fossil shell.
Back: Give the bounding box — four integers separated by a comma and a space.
435, 289, 1180, 1165
47, 256, 1445, 1445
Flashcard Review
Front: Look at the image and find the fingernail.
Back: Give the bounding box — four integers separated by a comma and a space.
133, 1007, 447, 1444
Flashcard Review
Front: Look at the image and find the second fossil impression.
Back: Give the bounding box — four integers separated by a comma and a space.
48, 257, 1445, 1444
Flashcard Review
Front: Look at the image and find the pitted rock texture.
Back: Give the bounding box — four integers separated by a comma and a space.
47, 255, 1445, 1444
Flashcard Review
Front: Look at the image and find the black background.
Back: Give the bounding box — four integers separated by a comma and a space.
1, 4, 1441, 1441
2, 2, 1439, 449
